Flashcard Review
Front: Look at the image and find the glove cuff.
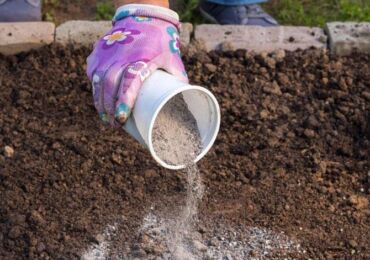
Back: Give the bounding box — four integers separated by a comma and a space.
114, 4, 180, 29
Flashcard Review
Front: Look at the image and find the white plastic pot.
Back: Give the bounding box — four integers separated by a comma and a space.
123, 70, 221, 170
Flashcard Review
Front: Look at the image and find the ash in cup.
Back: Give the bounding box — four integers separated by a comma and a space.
152, 93, 205, 258
152, 93, 202, 165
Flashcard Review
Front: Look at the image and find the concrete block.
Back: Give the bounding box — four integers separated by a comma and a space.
180, 23, 193, 47
325, 22, 370, 56
56, 20, 193, 47
0, 22, 55, 55
194, 24, 327, 52
55, 20, 111, 47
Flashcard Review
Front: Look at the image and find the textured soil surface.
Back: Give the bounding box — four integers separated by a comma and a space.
42, 0, 197, 24
43, 0, 98, 24
42, 0, 183, 24
0, 46, 369, 259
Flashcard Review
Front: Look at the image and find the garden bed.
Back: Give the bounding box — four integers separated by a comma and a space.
0, 46, 369, 259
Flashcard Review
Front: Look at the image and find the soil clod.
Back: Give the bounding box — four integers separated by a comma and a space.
3, 145, 14, 158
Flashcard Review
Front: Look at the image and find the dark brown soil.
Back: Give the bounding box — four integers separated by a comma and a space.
42, 0, 179, 24
42, 0, 194, 24
0, 46, 369, 259
43, 0, 99, 24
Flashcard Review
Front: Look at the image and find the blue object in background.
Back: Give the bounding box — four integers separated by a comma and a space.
0, 0, 41, 22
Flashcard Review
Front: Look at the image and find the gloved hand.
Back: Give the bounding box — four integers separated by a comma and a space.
87, 4, 188, 126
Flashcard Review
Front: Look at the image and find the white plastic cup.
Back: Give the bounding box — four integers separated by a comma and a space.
123, 70, 221, 170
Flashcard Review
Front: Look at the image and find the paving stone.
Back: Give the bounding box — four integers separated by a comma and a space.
56, 20, 193, 47
180, 23, 193, 47
325, 22, 370, 56
0, 22, 55, 55
55, 20, 111, 47
194, 24, 327, 52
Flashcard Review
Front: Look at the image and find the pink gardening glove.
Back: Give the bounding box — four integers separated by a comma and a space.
87, 4, 187, 125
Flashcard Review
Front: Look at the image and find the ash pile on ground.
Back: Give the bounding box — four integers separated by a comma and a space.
0, 46, 369, 259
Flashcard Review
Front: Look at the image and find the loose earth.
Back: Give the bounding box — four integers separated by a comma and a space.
0, 46, 369, 259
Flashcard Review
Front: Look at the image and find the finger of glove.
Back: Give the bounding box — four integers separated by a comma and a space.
114, 60, 159, 124
102, 61, 127, 126
91, 71, 107, 123
91, 62, 126, 125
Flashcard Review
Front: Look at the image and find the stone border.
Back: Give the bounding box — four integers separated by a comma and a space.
194, 24, 327, 52
55, 21, 194, 48
0, 21, 369, 56
0, 22, 54, 55
55, 20, 111, 47
325, 22, 370, 56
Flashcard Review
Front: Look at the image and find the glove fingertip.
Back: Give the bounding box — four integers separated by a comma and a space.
115, 103, 131, 124
99, 112, 110, 124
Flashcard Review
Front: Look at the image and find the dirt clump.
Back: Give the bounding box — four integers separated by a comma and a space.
3, 145, 14, 158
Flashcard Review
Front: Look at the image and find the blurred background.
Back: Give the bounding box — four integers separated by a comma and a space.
43, 0, 370, 26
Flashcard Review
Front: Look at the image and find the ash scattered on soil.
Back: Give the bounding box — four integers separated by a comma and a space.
80, 211, 303, 259
128, 211, 303, 259
0, 46, 369, 259
82, 224, 118, 260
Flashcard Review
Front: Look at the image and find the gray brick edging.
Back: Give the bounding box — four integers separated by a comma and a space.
0, 21, 369, 56
325, 22, 370, 56
0, 22, 55, 55
194, 24, 327, 53
55, 20, 111, 47
55, 20, 193, 48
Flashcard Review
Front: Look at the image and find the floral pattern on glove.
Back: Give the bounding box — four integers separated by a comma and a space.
103, 28, 140, 48
114, 10, 131, 21
134, 16, 152, 22
125, 61, 151, 81
167, 27, 181, 55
